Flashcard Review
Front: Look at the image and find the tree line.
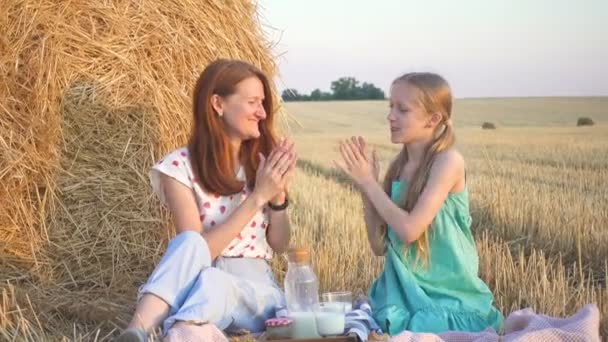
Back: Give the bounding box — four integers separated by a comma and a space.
282, 77, 385, 102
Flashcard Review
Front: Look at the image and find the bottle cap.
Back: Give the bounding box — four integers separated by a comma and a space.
286, 247, 310, 264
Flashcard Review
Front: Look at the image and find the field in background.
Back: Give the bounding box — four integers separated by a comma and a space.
2, 97, 606, 341
277, 97, 608, 337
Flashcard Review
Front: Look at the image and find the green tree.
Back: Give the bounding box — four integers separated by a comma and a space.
282, 77, 384, 102
360, 82, 385, 99
331, 77, 360, 100
310, 89, 322, 101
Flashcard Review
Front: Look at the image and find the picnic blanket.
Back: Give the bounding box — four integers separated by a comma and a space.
162, 303, 601, 341
390, 304, 601, 342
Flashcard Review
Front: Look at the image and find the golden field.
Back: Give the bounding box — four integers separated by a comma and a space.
2, 97, 606, 340
278, 97, 608, 338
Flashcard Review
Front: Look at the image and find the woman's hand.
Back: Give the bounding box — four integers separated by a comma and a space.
270, 139, 297, 205
254, 139, 296, 205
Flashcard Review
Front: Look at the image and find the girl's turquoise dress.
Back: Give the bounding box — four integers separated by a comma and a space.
369, 181, 503, 335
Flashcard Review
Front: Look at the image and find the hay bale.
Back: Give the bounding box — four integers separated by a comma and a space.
482, 122, 496, 130
577, 117, 595, 126
1, 0, 279, 337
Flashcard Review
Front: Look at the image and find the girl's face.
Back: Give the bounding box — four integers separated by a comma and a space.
387, 82, 436, 145
215, 76, 267, 141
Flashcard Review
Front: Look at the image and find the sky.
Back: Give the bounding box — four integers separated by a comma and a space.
257, 0, 608, 98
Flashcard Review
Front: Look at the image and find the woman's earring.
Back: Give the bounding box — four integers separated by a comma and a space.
218, 111, 223, 117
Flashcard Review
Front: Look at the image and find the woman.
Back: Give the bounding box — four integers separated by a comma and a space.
118, 59, 296, 342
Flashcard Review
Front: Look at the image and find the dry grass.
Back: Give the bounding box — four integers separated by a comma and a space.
1, 3, 606, 338
1, 97, 607, 339
1, 0, 279, 340
283, 98, 607, 339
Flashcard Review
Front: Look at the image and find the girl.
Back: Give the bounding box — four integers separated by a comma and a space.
335, 72, 503, 335
117, 59, 296, 342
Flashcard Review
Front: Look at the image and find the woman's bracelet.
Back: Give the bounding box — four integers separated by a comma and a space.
268, 197, 289, 211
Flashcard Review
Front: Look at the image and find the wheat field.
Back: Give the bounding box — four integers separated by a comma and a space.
2, 97, 607, 341
274, 97, 608, 338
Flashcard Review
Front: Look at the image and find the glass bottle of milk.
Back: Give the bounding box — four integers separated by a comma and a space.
284, 248, 321, 339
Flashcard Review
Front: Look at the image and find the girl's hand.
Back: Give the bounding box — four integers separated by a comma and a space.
334, 136, 378, 189
355, 136, 380, 182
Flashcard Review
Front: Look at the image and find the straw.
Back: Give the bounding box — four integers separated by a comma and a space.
1, 0, 280, 339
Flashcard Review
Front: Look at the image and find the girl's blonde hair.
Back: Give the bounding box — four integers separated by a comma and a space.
381, 72, 455, 266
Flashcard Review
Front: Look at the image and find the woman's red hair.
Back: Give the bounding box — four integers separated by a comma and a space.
188, 59, 278, 195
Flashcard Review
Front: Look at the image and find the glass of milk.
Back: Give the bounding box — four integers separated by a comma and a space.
321, 291, 353, 312
314, 302, 346, 336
